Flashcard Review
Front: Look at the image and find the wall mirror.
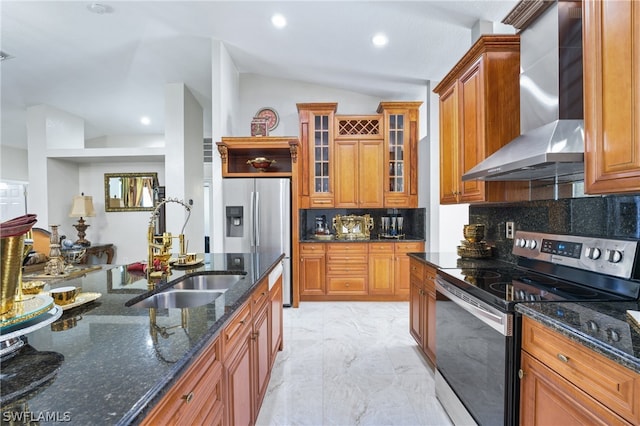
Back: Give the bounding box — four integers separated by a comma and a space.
104, 172, 158, 212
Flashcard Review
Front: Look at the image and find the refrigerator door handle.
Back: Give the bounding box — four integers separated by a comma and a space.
250, 191, 256, 248
255, 191, 260, 248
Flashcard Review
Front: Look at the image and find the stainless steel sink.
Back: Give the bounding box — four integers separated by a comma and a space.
171, 274, 245, 291
130, 289, 223, 309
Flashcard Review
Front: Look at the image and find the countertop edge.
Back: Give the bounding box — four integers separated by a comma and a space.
118, 253, 285, 425
516, 303, 640, 374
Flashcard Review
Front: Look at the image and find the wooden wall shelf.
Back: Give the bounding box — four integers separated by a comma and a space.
216, 136, 299, 177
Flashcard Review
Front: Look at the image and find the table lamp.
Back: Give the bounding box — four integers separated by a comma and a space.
69, 193, 96, 246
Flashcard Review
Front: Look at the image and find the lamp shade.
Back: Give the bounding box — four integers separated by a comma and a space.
69, 195, 96, 218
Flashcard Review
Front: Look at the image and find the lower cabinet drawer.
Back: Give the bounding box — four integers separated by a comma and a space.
327, 276, 367, 294
326, 253, 368, 264
522, 317, 640, 424
222, 302, 252, 358
326, 263, 367, 275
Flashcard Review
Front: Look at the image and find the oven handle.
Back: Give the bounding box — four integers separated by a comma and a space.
436, 277, 511, 336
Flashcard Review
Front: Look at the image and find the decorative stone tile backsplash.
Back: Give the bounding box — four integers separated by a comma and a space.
470, 195, 640, 263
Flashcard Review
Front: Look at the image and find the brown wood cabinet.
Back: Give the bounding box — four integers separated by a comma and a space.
216, 136, 299, 178
141, 336, 223, 426
299, 243, 326, 296
520, 316, 640, 425
409, 258, 436, 365
251, 280, 270, 416
394, 242, 425, 297
326, 243, 368, 295
297, 103, 338, 208
368, 242, 395, 295
300, 241, 423, 301
433, 35, 521, 204
334, 138, 384, 208
269, 273, 283, 368
584, 0, 640, 194
378, 102, 422, 208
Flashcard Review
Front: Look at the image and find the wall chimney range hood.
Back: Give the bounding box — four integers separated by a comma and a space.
462, 0, 585, 182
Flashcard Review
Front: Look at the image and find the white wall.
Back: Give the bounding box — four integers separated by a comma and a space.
0, 146, 28, 181
427, 82, 468, 252
210, 41, 240, 252
78, 162, 165, 265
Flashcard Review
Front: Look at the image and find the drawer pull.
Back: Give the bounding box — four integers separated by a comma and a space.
557, 353, 569, 363
182, 392, 194, 404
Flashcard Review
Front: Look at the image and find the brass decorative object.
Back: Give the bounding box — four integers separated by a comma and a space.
1, 234, 26, 317
147, 198, 191, 286
247, 157, 276, 172
332, 214, 374, 240
458, 223, 492, 258
44, 225, 66, 276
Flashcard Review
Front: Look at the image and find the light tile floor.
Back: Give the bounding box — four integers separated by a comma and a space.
256, 302, 453, 426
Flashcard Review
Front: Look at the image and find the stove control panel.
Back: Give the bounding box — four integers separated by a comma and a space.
513, 231, 639, 279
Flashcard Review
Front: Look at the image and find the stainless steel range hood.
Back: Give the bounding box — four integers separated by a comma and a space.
463, 0, 584, 182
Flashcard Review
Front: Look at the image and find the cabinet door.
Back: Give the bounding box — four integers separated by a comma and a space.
378, 102, 422, 208
358, 140, 384, 208
584, 0, 640, 194
409, 277, 424, 345
225, 336, 253, 426
269, 275, 283, 368
519, 352, 629, 426
395, 242, 425, 297
425, 290, 437, 364
299, 254, 326, 296
369, 253, 394, 295
438, 83, 460, 204
297, 104, 337, 208
253, 303, 270, 415
334, 140, 358, 207
458, 60, 486, 203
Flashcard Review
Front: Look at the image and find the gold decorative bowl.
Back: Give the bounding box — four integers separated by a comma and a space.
247, 157, 276, 172
463, 224, 485, 242
22, 280, 46, 295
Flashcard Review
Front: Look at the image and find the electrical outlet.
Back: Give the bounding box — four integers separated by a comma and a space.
506, 222, 515, 239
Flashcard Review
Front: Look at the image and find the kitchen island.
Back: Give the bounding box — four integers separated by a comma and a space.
0, 251, 284, 425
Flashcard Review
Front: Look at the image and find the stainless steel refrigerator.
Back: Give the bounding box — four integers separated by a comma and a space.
222, 178, 292, 306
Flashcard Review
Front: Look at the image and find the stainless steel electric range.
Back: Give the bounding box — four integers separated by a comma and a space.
434, 231, 640, 426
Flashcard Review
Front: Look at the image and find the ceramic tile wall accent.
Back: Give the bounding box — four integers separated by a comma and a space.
469, 195, 640, 263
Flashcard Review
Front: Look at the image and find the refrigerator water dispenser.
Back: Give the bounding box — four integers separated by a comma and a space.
226, 206, 244, 237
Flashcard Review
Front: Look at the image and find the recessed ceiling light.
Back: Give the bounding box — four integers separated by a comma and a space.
140, 116, 151, 126
271, 13, 287, 29
87, 3, 112, 15
372, 33, 389, 47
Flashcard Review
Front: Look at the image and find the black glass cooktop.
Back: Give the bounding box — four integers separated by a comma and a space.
438, 266, 634, 312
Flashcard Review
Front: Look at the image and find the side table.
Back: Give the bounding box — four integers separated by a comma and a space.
79, 244, 115, 264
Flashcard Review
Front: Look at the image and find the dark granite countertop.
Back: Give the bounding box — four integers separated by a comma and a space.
300, 234, 425, 243
407, 251, 510, 270
0, 251, 284, 425
516, 302, 640, 374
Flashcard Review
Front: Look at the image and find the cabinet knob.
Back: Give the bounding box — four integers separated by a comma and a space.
518, 369, 525, 379
557, 353, 570, 363
182, 392, 194, 404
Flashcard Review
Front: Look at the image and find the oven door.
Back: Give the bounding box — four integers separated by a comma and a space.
435, 276, 516, 426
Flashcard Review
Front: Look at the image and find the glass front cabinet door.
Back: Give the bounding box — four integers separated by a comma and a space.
378, 101, 422, 208
297, 103, 337, 208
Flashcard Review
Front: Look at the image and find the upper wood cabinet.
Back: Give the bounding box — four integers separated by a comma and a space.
433, 35, 521, 204
334, 138, 384, 208
378, 102, 422, 208
584, 0, 640, 194
216, 136, 299, 178
297, 103, 337, 208
297, 102, 421, 209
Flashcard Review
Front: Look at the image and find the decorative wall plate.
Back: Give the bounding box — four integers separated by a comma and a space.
255, 107, 279, 131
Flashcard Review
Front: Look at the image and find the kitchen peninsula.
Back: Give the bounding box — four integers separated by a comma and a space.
0, 250, 284, 425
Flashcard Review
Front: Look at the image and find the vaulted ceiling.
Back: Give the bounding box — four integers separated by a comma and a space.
1, 1, 518, 149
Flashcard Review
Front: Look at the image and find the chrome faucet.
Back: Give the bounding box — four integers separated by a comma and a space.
147, 198, 191, 285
